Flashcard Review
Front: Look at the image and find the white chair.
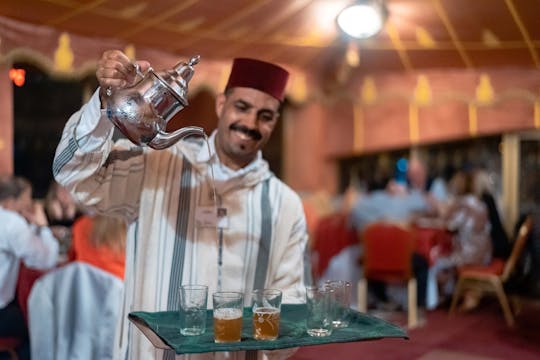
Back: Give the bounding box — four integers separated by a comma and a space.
28, 261, 123, 360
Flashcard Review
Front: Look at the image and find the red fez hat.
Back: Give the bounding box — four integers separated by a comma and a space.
225, 58, 289, 101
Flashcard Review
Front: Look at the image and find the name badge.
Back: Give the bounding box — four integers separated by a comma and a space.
195, 206, 229, 229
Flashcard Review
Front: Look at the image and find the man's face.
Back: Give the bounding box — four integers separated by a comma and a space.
214, 87, 280, 169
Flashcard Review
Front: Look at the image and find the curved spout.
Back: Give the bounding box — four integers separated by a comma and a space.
148, 126, 205, 150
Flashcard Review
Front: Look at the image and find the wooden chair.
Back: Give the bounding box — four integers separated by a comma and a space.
0, 336, 22, 359
449, 215, 533, 327
358, 222, 419, 328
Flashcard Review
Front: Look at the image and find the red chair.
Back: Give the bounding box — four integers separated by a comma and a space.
449, 216, 533, 327
312, 212, 358, 279
358, 222, 419, 328
0, 336, 22, 359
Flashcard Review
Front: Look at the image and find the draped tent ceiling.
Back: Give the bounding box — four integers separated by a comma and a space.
1, 0, 540, 93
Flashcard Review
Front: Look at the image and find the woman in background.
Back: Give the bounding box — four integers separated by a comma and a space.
69, 214, 126, 279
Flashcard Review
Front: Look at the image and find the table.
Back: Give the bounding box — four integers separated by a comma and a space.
412, 225, 453, 266
16, 264, 47, 322
129, 304, 407, 355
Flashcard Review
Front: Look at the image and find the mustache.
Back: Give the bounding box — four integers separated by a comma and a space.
229, 123, 262, 141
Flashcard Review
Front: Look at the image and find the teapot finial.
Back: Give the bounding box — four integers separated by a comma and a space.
188, 55, 200, 67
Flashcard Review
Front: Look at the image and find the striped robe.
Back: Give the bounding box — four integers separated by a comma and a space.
53, 91, 310, 360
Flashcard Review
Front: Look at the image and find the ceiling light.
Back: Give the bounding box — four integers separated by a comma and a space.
337, 0, 387, 39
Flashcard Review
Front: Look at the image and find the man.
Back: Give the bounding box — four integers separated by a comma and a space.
350, 173, 430, 311
0, 175, 59, 360
53, 50, 310, 360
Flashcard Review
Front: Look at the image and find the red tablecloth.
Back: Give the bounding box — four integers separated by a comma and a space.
16, 264, 48, 322
412, 225, 453, 266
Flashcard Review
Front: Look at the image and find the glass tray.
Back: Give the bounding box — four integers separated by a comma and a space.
129, 304, 407, 354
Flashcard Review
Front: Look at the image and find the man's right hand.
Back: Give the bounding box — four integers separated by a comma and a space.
96, 49, 151, 105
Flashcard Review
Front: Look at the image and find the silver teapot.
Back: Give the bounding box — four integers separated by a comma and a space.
106, 56, 204, 150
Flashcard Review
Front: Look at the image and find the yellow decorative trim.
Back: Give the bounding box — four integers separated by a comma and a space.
54, 33, 74, 72
414, 75, 431, 106
482, 29, 501, 48
476, 74, 494, 104
288, 73, 307, 104
469, 103, 478, 135
409, 103, 419, 144
416, 27, 436, 48
346, 42, 360, 67
361, 76, 377, 105
433, 0, 473, 68
353, 103, 364, 153
505, 0, 540, 68
124, 44, 136, 61
385, 22, 413, 71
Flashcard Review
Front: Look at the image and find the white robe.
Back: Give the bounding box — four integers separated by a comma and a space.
53, 91, 309, 360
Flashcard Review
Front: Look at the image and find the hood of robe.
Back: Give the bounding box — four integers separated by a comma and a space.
177, 130, 273, 196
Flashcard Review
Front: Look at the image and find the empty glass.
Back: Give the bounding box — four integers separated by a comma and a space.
305, 285, 334, 337
325, 280, 351, 328
179, 284, 208, 336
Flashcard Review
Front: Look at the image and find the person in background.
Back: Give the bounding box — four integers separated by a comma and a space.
44, 180, 83, 228
0, 175, 59, 360
474, 169, 510, 259
428, 169, 492, 310
407, 155, 449, 215
69, 214, 127, 279
53, 50, 309, 360
350, 171, 431, 311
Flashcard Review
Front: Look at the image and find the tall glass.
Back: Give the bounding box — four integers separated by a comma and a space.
179, 284, 208, 336
305, 285, 334, 337
251, 289, 282, 340
325, 280, 351, 328
212, 291, 244, 343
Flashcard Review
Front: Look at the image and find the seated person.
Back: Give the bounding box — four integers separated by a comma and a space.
69, 214, 127, 280
350, 173, 432, 310
44, 180, 83, 228
0, 175, 59, 360
427, 169, 492, 310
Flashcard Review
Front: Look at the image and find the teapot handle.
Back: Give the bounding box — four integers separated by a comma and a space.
105, 63, 152, 97
132, 63, 147, 80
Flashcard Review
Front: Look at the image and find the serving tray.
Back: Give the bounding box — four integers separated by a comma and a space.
129, 304, 407, 354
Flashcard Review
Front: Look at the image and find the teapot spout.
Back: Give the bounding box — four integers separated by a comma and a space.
148, 126, 205, 150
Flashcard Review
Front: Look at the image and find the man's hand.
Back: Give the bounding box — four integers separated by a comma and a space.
20, 201, 49, 227
96, 49, 151, 105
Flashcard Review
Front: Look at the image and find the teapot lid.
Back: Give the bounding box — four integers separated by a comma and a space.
155, 55, 200, 105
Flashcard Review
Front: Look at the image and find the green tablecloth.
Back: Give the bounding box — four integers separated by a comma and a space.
129, 304, 407, 354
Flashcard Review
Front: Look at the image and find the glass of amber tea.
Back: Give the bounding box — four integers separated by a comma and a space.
251, 289, 282, 340
212, 291, 244, 343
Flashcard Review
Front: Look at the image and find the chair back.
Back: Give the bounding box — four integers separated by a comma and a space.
27, 261, 123, 360
362, 222, 416, 281
501, 215, 533, 282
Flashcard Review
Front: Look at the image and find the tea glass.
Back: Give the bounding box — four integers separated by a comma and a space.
251, 289, 282, 340
212, 291, 244, 343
